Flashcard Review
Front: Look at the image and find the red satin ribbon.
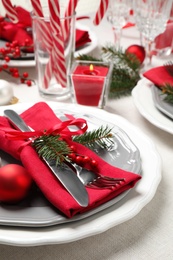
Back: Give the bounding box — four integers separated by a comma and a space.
5, 118, 88, 141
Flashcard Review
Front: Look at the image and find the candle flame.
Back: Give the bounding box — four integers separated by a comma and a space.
90, 64, 94, 72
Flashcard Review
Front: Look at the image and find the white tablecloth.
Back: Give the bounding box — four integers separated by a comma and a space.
0, 7, 173, 260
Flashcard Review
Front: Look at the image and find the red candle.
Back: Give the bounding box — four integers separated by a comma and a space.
72, 64, 109, 106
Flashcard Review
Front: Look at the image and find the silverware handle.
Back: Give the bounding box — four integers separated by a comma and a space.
4, 110, 32, 132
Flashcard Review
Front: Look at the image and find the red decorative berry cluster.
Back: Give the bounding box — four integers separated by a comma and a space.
0, 40, 34, 86
68, 145, 98, 170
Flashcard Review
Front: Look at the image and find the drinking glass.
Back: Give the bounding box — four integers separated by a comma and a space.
133, 0, 173, 65
107, 0, 131, 48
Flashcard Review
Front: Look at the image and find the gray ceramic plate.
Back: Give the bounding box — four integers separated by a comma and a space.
0, 111, 141, 227
151, 85, 173, 120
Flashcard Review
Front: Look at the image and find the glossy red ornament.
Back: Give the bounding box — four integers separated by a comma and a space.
0, 164, 32, 203
125, 44, 146, 64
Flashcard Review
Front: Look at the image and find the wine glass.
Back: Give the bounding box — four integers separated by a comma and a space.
107, 0, 131, 49
133, 0, 173, 65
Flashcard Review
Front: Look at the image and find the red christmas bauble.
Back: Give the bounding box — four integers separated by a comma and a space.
125, 44, 146, 64
0, 164, 32, 203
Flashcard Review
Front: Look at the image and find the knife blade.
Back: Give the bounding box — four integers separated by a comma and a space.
4, 109, 89, 207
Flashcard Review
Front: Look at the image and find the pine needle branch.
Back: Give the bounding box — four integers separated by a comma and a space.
73, 125, 114, 150
32, 134, 71, 166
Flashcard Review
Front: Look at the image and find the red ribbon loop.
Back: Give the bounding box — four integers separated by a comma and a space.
5, 118, 88, 141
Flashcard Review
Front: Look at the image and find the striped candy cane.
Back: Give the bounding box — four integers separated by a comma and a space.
31, 0, 52, 49
31, 0, 55, 88
2, 0, 18, 23
63, 0, 78, 41
30, 0, 43, 17
48, 0, 67, 88
93, 0, 109, 25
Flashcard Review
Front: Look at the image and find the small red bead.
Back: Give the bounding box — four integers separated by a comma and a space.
13, 72, 20, 78
23, 72, 28, 78
68, 153, 76, 161
2, 64, 8, 69
75, 156, 83, 165
91, 159, 98, 168
5, 42, 10, 47
4, 56, 10, 62
20, 78, 25, 83
26, 80, 32, 86
70, 145, 76, 152
83, 156, 90, 163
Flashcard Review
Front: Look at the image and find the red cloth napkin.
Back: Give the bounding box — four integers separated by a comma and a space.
75, 29, 91, 48
143, 66, 173, 87
155, 21, 173, 50
0, 6, 91, 51
0, 102, 141, 218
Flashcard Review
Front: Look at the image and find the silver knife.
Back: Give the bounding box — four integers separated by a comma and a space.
4, 109, 89, 207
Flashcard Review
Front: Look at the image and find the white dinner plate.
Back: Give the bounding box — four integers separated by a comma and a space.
132, 78, 173, 135
0, 112, 141, 227
0, 102, 161, 246
0, 22, 98, 67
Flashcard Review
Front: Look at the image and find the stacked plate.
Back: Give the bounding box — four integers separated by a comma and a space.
0, 103, 161, 246
132, 78, 173, 135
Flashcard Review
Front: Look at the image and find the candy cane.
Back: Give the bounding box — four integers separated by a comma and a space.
30, 0, 43, 17
93, 0, 109, 26
30, 0, 55, 88
48, 0, 67, 88
2, 0, 18, 23
63, 0, 78, 41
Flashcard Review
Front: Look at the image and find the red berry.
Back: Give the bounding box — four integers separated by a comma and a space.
26, 80, 32, 86
75, 156, 83, 165
23, 72, 28, 78
2, 64, 8, 69
70, 145, 76, 152
5, 42, 10, 47
25, 39, 30, 46
83, 156, 90, 163
20, 78, 25, 83
4, 56, 10, 62
13, 72, 20, 78
91, 159, 98, 168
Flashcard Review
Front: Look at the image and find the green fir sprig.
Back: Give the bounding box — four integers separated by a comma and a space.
73, 125, 114, 150
32, 125, 114, 166
161, 84, 173, 104
77, 45, 141, 98
32, 134, 71, 166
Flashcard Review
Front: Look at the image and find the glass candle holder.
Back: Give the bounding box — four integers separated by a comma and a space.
69, 60, 113, 108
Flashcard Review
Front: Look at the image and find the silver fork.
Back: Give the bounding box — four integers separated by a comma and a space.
66, 161, 125, 190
